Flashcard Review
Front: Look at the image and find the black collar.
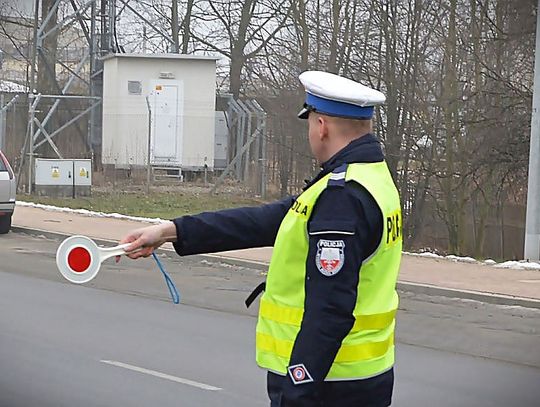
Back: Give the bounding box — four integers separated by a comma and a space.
303, 134, 384, 190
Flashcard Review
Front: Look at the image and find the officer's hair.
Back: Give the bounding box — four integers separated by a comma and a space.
326, 115, 372, 137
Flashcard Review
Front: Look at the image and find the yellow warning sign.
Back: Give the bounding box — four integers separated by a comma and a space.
79, 168, 87, 177
51, 166, 60, 178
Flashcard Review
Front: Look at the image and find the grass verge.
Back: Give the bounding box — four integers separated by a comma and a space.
18, 191, 265, 219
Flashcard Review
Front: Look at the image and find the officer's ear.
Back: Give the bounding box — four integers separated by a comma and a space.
318, 115, 330, 141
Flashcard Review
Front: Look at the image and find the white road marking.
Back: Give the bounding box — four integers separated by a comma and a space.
100, 360, 222, 391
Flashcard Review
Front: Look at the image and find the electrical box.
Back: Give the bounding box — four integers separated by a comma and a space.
74, 160, 92, 186
35, 159, 92, 197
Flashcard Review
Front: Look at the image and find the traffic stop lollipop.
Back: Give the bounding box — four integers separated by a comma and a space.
56, 235, 132, 284
56, 235, 180, 303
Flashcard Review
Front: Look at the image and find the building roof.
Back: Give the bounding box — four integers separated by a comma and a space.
102, 53, 220, 62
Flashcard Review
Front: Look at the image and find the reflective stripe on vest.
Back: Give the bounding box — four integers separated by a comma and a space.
255, 161, 402, 380
257, 332, 394, 363
259, 297, 396, 331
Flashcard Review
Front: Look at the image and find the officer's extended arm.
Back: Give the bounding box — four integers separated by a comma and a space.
172, 196, 295, 255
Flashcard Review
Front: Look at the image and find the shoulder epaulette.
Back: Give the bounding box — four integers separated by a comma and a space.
328, 163, 348, 188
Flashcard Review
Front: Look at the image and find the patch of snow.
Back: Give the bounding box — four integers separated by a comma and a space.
404, 251, 442, 259
494, 261, 540, 271
18, 201, 540, 272
404, 250, 540, 271
16, 201, 166, 224
446, 255, 477, 263
0, 80, 28, 93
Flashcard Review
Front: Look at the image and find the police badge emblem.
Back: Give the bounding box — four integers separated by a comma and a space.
315, 239, 345, 276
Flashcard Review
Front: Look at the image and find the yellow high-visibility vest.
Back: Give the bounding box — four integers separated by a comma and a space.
256, 161, 402, 380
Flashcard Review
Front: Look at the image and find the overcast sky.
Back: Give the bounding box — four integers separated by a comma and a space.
0, 0, 35, 18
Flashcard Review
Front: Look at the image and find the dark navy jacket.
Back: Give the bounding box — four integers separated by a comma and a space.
173, 134, 393, 406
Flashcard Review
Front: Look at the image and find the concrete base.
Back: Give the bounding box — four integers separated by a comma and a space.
35, 185, 91, 198
524, 233, 540, 262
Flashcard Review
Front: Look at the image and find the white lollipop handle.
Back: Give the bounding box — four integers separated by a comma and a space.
99, 243, 132, 262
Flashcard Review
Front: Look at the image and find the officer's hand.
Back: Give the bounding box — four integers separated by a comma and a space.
116, 221, 177, 261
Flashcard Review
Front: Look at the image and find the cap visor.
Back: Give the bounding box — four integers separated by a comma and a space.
297, 107, 309, 119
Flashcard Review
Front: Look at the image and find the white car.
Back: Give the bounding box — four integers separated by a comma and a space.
0, 150, 16, 234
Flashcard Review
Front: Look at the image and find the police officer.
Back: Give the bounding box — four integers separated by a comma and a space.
119, 71, 402, 407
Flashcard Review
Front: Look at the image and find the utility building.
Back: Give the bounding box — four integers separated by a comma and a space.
101, 54, 218, 173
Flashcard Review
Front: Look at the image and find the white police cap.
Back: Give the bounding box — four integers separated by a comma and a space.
298, 71, 386, 120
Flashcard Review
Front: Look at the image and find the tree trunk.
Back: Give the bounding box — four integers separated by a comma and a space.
181, 0, 195, 53
327, 0, 340, 73
171, 0, 179, 52
228, 0, 254, 98
37, 0, 58, 94
381, 2, 400, 180
294, 0, 309, 71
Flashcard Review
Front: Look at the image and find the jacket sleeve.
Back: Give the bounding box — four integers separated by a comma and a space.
279, 183, 381, 405
172, 196, 295, 256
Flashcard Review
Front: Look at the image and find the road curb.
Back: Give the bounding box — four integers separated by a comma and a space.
11, 225, 540, 310
11, 225, 270, 272
396, 281, 540, 309
11, 226, 127, 248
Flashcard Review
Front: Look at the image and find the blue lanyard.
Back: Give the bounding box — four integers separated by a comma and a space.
152, 252, 180, 304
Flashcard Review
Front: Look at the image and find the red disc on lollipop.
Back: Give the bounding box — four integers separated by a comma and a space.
57, 236, 131, 284
67, 246, 92, 273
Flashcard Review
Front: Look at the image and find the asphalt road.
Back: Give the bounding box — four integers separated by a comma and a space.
1, 232, 539, 407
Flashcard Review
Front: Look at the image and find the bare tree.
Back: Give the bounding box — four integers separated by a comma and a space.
191, 0, 292, 98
